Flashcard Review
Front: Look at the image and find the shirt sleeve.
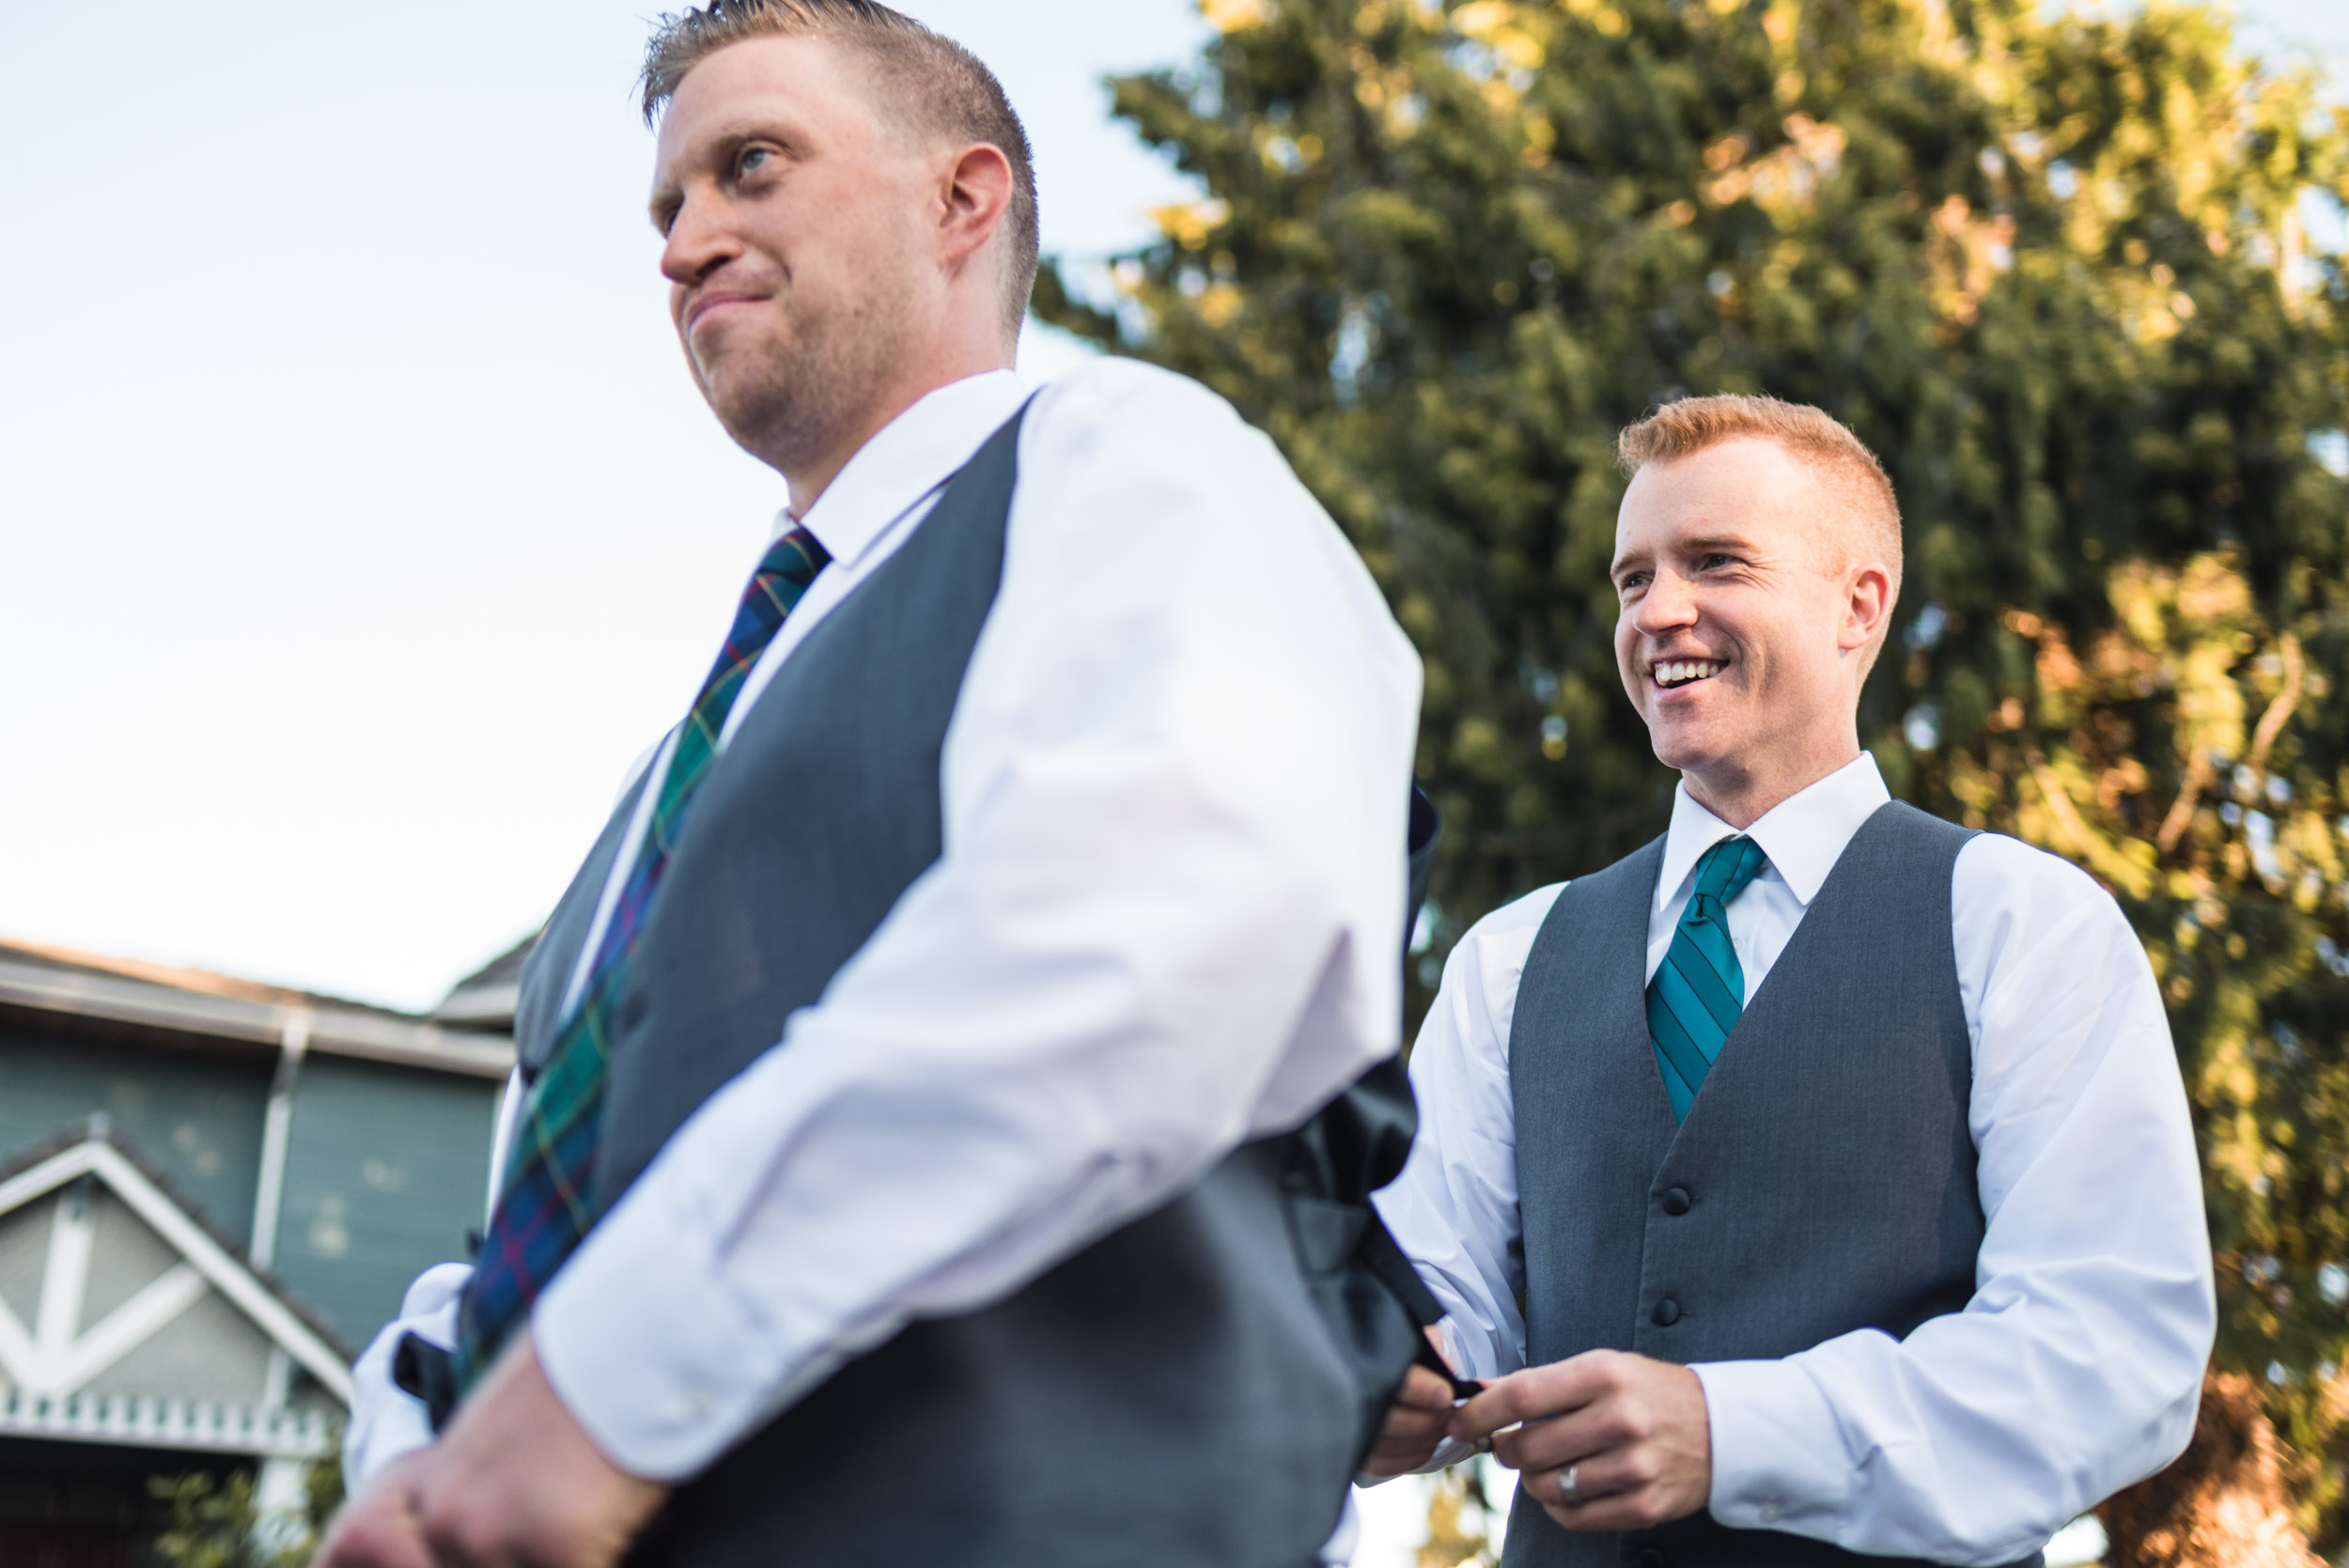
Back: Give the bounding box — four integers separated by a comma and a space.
532, 359, 1424, 1481
341, 1262, 470, 1494
1373, 886, 1563, 1387
1694, 833, 2216, 1564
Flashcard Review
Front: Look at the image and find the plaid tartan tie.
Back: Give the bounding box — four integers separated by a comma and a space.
1645, 836, 1768, 1123
452, 526, 830, 1394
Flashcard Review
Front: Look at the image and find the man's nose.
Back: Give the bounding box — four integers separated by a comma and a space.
1634, 572, 1700, 635
661, 191, 740, 289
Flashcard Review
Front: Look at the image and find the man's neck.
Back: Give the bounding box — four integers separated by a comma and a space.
781, 345, 1015, 516
1682, 739, 1864, 831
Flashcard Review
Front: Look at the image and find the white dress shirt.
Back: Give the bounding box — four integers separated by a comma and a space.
1373, 753, 2215, 1566
345, 360, 1423, 1490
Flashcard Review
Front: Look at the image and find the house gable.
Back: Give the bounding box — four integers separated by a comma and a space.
0, 1136, 350, 1459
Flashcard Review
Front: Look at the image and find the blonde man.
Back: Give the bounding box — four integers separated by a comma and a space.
1366, 396, 2214, 1568
322, 3, 1426, 1565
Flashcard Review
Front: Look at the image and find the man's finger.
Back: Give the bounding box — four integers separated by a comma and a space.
1364, 1398, 1454, 1477
1363, 1429, 1447, 1477
1379, 1404, 1451, 1444
1537, 1482, 1677, 1535
1522, 1445, 1650, 1512
1526, 1453, 1674, 1533
1449, 1351, 1614, 1441
1489, 1397, 1630, 1476
1394, 1364, 1456, 1413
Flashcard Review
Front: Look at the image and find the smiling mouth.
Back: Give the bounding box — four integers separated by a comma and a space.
1653, 659, 1725, 690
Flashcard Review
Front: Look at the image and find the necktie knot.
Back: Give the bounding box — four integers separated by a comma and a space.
758, 525, 830, 596
1695, 835, 1768, 908
680, 525, 831, 753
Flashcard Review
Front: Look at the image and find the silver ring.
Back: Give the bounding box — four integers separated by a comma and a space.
1561, 1464, 1582, 1505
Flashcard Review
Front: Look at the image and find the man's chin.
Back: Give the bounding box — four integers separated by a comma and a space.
708, 380, 829, 465
1644, 722, 1728, 779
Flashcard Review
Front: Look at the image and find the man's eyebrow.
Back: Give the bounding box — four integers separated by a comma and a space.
1672, 532, 1769, 558
648, 123, 804, 231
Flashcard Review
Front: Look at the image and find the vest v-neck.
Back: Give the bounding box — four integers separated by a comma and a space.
1505, 800, 1993, 1568
1663, 800, 1898, 1138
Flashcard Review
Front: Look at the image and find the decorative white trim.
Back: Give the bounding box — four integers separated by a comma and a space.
0, 1388, 337, 1458
249, 1012, 311, 1271
35, 1180, 94, 1358
0, 1141, 352, 1405
0, 1294, 39, 1389
48, 1264, 210, 1394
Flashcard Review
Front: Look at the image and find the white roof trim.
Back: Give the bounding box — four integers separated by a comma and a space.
0, 954, 512, 1079
0, 1140, 353, 1405
0, 1389, 340, 1459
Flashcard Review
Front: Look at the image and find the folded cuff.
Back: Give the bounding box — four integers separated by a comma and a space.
532, 1178, 792, 1483
342, 1264, 469, 1495
1689, 1358, 1853, 1535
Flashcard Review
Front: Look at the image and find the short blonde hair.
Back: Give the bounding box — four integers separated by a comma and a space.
640, 1, 1039, 339
1619, 394, 1904, 673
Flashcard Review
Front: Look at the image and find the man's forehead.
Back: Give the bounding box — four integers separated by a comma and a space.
654, 33, 867, 159
1613, 507, 1776, 560
1617, 448, 1820, 547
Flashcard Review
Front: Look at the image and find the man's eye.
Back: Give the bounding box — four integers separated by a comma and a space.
1701, 553, 1734, 570
737, 147, 771, 178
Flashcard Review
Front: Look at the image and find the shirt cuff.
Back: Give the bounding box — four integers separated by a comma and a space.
342, 1263, 470, 1495
1690, 1358, 1854, 1534
533, 1174, 820, 1482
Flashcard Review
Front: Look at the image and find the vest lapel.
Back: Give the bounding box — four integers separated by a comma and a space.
512, 760, 658, 1079
1669, 801, 1901, 1146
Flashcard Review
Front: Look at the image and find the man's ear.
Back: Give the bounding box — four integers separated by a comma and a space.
1840, 563, 1897, 654
938, 142, 1013, 269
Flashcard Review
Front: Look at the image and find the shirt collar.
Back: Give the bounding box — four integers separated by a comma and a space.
770, 369, 1028, 566
1653, 753, 1892, 915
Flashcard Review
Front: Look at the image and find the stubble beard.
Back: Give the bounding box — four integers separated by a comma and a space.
700, 280, 914, 481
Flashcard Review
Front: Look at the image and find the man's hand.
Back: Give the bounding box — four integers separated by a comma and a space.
1361, 1363, 1460, 1478
315, 1451, 437, 1568
318, 1334, 669, 1568
1448, 1350, 1710, 1532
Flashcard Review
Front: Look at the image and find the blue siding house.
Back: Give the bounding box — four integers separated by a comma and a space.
0, 939, 518, 1563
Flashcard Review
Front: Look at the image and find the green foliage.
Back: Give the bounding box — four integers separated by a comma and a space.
1034, 0, 2349, 1538
151, 1461, 343, 1568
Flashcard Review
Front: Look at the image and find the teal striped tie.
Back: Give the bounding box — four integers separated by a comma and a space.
1646, 836, 1769, 1122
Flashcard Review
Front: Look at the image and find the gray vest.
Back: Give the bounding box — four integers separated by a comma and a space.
1503, 802, 2039, 1568
511, 410, 1395, 1568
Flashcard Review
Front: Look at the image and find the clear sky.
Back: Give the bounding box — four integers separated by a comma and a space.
0, 0, 1205, 1010
2237, 0, 2349, 71
2, 0, 2346, 1018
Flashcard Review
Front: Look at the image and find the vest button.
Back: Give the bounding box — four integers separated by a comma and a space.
1652, 1297, 1681, 1327
1661, 1187, 1691, 1216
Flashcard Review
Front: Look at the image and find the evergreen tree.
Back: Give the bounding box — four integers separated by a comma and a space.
1035, 0, 2349, 1544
